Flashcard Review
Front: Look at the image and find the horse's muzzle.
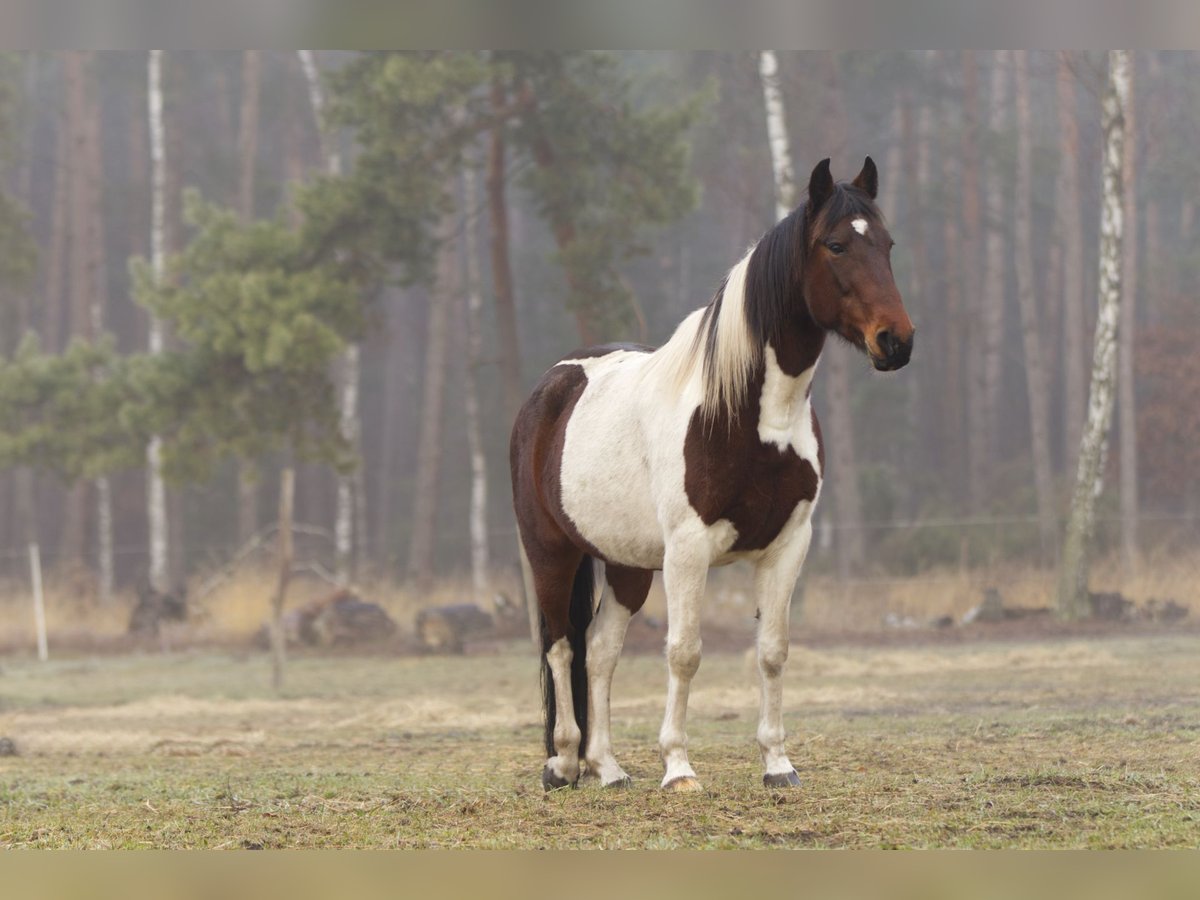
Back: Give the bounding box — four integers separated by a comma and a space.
871, 332, 913, 371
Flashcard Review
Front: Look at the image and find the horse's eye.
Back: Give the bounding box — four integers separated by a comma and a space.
825, 241, 846, 255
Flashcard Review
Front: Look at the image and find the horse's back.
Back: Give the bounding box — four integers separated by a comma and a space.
512, 343, 672, 569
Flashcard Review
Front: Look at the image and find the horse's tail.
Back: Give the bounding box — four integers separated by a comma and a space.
541, 556, 594, 759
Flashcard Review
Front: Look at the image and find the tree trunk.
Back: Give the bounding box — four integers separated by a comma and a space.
981, 51, 1010, 476
487, 73, 524, 425
961, 51, 987, 514
901, 81, 934, 496
1057, 52, 1088, 471
80, 53, 114, 603
1057, 51, 1130, 620
236, 51, 260, 221
462, 164, 490, 604
44, 69, 69, 354
936, 59, 965, 494
817, 54, 865, 575
758, 50, 795, 217
877, 106, 903, 223
236, 51, 262, 548
298, 50, 361, 582
62, 51, 91, 572
1118, 56, 1140, 574
406, 217, 455, 590
373, 290, 406, 572
270, 464, 295, 692
1142, 52, 1164, 326
1013, 51, 1057, 557
146, 50, 170, 593
13, 56, 37, 555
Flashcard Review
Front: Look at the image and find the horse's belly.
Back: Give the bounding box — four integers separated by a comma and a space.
558, 382, 665, 569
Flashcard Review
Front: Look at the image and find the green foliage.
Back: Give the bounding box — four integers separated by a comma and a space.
0, 333, 141, 480
315, 51, 700, 335
301, 51, 490, 287
506, 51, 702, 335
134, 192, 362, 483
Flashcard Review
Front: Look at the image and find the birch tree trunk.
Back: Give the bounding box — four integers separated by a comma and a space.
406, 219, 455, 590
961, 51, 987, 514
1013, 51, 1057, 557
981, 51, 1010, 475
298, 49, 361, 583
487, 72, 524, 425
758, 50, 795, 217
236, 50, 262, 548
1057, 51, 1130, 620
462, 164, 490, 604
1118, 56, 1140, 573
1057, 52, 1088, 469
146, 50, 170, 593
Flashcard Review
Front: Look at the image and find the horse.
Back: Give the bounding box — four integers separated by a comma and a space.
510, 157, 914, 792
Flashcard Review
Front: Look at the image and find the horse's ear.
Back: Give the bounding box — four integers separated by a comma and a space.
852, 156, 878, 199
807, 158, 834, 214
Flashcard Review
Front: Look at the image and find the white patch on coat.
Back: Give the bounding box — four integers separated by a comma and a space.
757, 345, 822, 479
545, 637, 581, 779
851, 217, 869, 235
555, 350, 738, 570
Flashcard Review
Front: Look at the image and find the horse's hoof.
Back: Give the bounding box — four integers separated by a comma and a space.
603, 775, 633, 790
662, 775, 704, 793
542, 766, 575, 792
763, 769, 802, 789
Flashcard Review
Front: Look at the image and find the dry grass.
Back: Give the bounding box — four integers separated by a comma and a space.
1, 632, 1199, 848
0, 549, 1197, 653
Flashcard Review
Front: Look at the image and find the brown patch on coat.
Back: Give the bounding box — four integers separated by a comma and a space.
510, 347, 653, 640
684, 363, 822, 553
605, 564, 654, 615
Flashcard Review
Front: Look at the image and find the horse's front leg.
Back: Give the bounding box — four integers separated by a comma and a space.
754, 518, 813, 788
659, 541, 709, 792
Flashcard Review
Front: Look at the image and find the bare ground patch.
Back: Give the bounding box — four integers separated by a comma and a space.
1, 633, 1199, 848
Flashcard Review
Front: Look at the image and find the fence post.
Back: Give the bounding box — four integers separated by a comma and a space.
28, 542, 47, 662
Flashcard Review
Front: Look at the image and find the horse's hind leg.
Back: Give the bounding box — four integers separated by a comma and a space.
531, 546, 588, 790
584, 565, 651, 788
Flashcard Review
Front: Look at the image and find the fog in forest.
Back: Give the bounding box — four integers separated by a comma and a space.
0, 51, 1195, 641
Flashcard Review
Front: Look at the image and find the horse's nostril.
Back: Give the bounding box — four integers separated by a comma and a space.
877, 330, 894, 356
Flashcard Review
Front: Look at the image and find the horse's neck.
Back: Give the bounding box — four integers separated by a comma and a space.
764, 313, 825, 384
744, 319, 824, 433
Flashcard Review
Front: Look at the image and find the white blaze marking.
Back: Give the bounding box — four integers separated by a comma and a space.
851, 218, 869, 236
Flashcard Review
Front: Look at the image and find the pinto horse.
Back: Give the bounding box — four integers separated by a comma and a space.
510, 157, 914, 792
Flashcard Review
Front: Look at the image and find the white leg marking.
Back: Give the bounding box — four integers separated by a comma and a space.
584, 584, 633, 786
754, 518, 813, 782
658, 541, 709, 790
545, 637, 581, 784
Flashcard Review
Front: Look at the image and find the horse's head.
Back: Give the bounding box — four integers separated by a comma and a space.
800, 157, 914, 371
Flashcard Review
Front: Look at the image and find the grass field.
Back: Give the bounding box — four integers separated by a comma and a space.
1, 631, 1199, 849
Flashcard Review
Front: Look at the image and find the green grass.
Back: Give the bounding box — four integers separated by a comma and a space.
1, 634, 1199, 848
